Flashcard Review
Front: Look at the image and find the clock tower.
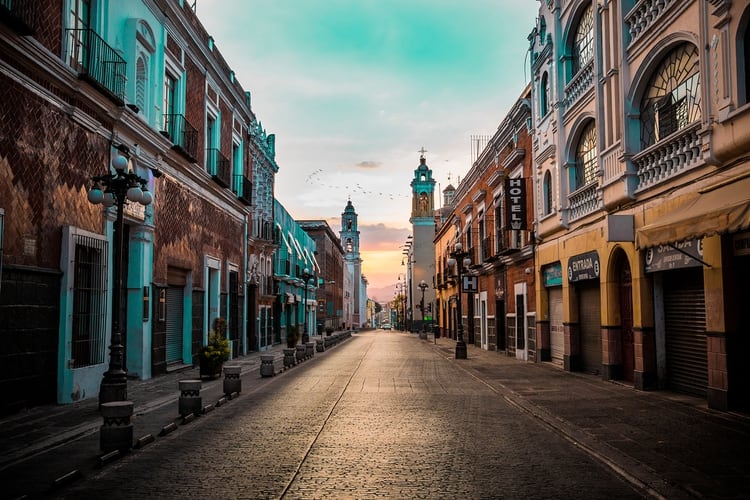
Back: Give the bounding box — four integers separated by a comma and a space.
340, 199, 362, 329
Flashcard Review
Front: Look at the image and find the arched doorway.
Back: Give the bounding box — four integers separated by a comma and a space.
616, 252, 634, 382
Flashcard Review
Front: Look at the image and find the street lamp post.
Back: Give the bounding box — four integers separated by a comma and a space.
418, 280, 428, 339
88, 147, 155, 405
448, 242, 471, 360
301, 267, 313, 344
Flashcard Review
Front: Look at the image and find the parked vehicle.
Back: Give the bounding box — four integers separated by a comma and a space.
381, 323, 391, 330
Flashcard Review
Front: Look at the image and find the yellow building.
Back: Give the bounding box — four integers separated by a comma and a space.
529, 0, 750, 411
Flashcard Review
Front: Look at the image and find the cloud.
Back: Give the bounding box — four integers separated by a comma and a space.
355, 161, 381, 169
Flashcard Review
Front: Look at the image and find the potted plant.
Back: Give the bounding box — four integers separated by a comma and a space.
199, 317, 230, 379
325, 326, 334, 336
286, 325, 299, 348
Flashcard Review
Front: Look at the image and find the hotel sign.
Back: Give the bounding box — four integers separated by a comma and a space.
505, 177, 526, 230
567, 251, 600, 282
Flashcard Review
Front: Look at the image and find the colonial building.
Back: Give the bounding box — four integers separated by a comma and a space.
434, 87, 536, 357
339, 200, 362, 329
529, 0, 750, 411
409, 154, 437, 333
246, 120, 278, 352
0, 0, 276, 412
298, 220, 345, 333
273, 201, 317, 345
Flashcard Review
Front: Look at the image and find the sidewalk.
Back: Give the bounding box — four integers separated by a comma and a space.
0, 337, 313, 499
424, 333, 750, 499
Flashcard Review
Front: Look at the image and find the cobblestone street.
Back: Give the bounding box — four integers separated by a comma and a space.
59, 332, 642, 499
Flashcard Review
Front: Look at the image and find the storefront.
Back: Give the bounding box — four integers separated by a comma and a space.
567, 251, 601, 375
543, 263, 564, 366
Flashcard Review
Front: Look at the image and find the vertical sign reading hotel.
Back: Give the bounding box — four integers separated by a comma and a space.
505, 177, 526, 230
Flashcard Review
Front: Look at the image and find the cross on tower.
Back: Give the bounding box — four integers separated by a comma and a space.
418, 146, 428, 159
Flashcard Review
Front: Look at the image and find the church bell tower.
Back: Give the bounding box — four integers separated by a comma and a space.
409, 151, 436, 331
340, 200, 362, 329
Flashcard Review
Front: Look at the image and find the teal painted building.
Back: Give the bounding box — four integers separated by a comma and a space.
274, 200, 318, 345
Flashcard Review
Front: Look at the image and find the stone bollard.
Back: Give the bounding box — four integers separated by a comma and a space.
283, 348, 296, 368
178, 379, 202, 417
305, 342, 315, 358
100, 400, 134, 452
316, 339, 325, 352
260, 354, 275, 377
223, 365, 242, 394
295, 344, 306, 362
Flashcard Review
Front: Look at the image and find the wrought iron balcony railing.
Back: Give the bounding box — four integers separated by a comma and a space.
206, 149, 231, 188
480, 236, 493, 263
234, 174, 252, 205
163, 114, 198, 162
65, 28, 126, 104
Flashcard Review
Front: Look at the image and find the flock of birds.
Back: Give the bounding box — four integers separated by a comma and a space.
304, 168, 410, 201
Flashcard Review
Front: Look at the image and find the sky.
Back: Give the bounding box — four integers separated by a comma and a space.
195, 0, 540, 302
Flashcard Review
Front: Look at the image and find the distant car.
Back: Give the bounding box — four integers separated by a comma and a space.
381, 323, 391, 330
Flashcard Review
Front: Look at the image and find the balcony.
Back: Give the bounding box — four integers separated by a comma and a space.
235, 174, 252, 206
625, 0, 678, 45
65, 29, 126, 105
0, 0, 39, 35
163, 114, 198, 162
634, 122, 702, 192
206, 149, 231, 188
568, 182, 601, 221
564, 60, 594, 111
497, 230, 522, 255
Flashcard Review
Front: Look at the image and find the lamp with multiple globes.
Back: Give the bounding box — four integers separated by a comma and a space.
89, 149, 154, 405
447, 242, 471, 360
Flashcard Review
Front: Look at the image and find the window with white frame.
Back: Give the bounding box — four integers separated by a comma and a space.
477, 211, 486, 262
134, 20, 155, 122
494, 197, 503, 251
540, 72, 549, 117
62, 226, 108, 368
543, 170, 553, 216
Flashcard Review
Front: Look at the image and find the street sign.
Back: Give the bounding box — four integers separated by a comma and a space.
462, 275, 478, 293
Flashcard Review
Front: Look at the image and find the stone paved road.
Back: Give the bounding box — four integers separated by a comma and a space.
59, 332, 643, 499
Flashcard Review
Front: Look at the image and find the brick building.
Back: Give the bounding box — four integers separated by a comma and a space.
0, 0, 277, 412
434, 86, 536, 358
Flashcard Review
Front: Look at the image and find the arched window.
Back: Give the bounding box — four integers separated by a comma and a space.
571, 4, 594, 81
543, 170, 553, 215
640, 43, 701, 148
540, 72, 549, 117
136, 55, 147, 111
572, 121, 597, 191
134, 20, 155, 122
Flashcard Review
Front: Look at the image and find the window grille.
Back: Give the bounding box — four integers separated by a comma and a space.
71, 234, 108, 368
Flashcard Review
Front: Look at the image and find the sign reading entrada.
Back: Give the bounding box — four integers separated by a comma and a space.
567, 250, 600, 282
